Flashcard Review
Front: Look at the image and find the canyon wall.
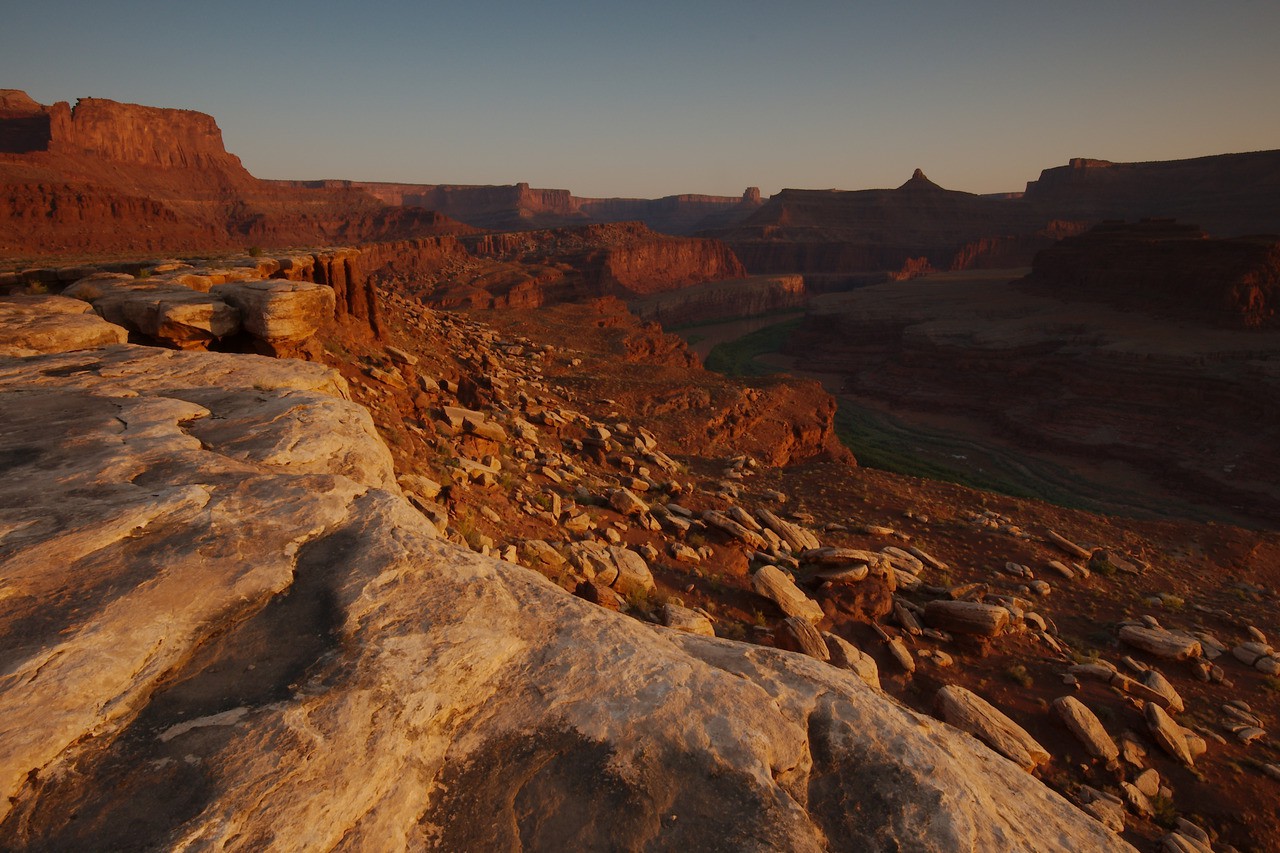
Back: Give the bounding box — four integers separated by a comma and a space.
948, 221, 1090, 271
1023, 220, 1280, 328
628, 274, 807, 326
1, 91, 246, 174
1023, 151, 1280, 236
710, 153, 1280, 279
0, 91, 477, 257
462, 221, 747, 298
286, 180, 763, 235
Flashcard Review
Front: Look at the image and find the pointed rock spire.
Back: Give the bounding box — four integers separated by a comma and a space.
898, 168, 941, 191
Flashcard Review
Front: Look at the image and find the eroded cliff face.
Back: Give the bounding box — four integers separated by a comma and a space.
1, 91, 247, 173
299, 179, 763, 235
948, 221, 1090, 271
1023, 152, 1280, 236
1023, 220, 1280, 329
708, 153, 1280, 279
0, 335, 1132, 851
0, 91, 477, 256
460, 221, 747, 301
629, 274, 807, 326
598, 230, 747, 294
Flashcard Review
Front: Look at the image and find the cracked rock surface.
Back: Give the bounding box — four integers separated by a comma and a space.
0, 344, 1129, 851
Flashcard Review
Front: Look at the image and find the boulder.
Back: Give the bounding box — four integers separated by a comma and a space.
1077, 786, 1125, 833
1139, 670, 1184, 714
780, 616, 830, 661
1119, 626, 1202, 660
609, 487, 649, 517
751, 565, 825, 623
703, 509, 767, 549
607, 545, 656, 598
1053, 696, 1119, 761
211, 280, 335, 354
756, 508, 820, 551
935, 685, 1051, 772
924, 600, 1009, 637
801, 547, 882, 567
660, 603, 715, 637
1144, 702, 1196, 766
823, 632, 880, 689
119, 289, 241, 349
1046, 530, 1091, 560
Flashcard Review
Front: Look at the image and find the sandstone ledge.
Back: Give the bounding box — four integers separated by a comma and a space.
0, 345, 1130, 851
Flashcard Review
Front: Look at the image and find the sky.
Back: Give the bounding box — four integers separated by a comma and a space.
3, 0, 1278, 198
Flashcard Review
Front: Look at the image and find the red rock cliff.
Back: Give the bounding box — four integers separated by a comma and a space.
1, 91, 247, 174
0, 92, 477, 257
299, 180, 761, 235
464, 222, 746, 298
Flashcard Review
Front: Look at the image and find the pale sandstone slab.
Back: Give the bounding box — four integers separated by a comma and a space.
751, 564, 825, 623
1054, 696, 1119, 761
211, 280, 335, 350
0, 295, 128, 356
119, 289, 241, 348
935, 685, 1051, 772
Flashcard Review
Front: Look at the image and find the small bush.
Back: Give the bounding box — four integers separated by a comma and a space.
247, 246, 265, 257
1150, 795, 1178, 829
717, 622, 748, 641
1003, 664, 1033, 688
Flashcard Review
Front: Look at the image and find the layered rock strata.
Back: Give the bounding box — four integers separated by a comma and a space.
628, 274, 807, 326
306, 180, 764, 235
0, 91, 477, 255
463, 221, 747, 297
787, 273, 1280, 527
0, 294, 127, 356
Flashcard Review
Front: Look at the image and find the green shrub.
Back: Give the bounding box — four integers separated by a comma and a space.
1003, 664, 1033, 688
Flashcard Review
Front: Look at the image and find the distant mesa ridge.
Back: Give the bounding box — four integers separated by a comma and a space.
2, 89, 1280, 270
277, 178, 764, 235
704, 150, 1280, 276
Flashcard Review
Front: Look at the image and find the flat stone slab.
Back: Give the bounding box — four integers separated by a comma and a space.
0, 295, 128, 356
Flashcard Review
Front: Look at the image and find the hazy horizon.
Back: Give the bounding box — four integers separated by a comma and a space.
4, 0, 1278, 198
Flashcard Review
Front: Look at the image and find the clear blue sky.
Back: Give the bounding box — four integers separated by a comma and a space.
4, 0, 1278, 198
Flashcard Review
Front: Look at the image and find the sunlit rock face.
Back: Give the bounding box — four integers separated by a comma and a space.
0, 339, 1129, 851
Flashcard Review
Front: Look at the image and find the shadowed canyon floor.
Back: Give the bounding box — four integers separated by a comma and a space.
683, 270, 1280, 531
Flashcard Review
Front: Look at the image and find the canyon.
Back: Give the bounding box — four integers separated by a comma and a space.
755, 266, 1280, 529
2, 89, 1279, 852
